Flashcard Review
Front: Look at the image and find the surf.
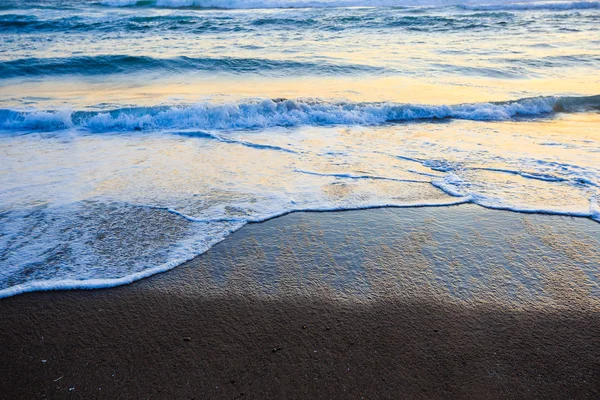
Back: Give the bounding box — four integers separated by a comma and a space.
96, 0, 600, 10
1, 95, 598, 133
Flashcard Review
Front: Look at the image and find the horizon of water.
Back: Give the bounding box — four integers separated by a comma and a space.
1, 0, 599, 298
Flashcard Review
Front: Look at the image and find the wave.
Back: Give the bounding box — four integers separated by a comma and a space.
0, 55, 385, 79
1, 95, 598, 133
3, 0, 598, 11
0, 13, 517, 35
97, 0, 431, 8
96, 0, 599, 10
460, 1, 600, 11
0, 14, 218, 33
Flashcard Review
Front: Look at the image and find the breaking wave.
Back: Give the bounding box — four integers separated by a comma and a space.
460, 1, 600, 11
1, 95, 598, 133
97, 0, 600, 10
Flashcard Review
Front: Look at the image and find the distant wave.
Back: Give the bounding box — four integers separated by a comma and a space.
2, 4, 596, 36
0, 55, 385, 79
97, 0, 600, 9
0, 14, 209, 33
2, 0, 598, 11
460, 1, 600, 11
97, 0, 433, 8
0, 13, 252, 33
0, 12, 518, 35
98, 0, 600, 10
1, 95, 598, 132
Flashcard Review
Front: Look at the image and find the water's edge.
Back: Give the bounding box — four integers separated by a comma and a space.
1, 201, 598, 300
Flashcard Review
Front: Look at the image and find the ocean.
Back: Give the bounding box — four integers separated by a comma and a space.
0, 0, 599, 298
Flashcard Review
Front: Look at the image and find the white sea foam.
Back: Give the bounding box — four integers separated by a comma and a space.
14, 109, 74, 131
294, 168, 431, 183
461, 1, 600, 11
98, 0, 585, 9
2, 187, 598, 300
0, 220, 244, 299
4, 95, 595, 133
99, 0, 141, 6
430, 171, 600, 219
0, 197, 473, 299
591, 194, 600, 222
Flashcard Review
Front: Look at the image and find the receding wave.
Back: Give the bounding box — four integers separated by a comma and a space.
0, 55, 385, 79
1, 95, 598, 132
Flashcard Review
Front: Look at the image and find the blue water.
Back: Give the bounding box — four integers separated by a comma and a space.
0, 0, 599, 298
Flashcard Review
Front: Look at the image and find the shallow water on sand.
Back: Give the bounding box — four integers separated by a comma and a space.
0, 0, 599, 297
152, 206, 600, 308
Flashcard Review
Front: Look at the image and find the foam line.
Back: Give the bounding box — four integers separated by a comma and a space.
0, 197, 474, 299
460, 1, 600, 11
2, 95, 598, 133
97, 0, 600, 11
4, 193, 600, 300
294, 168, 431, 183
471, 167, 567, 182
177, 130, 299, 153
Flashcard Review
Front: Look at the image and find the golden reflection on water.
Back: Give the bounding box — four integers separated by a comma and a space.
17, 111, 589, 221
2, 74, 600, 109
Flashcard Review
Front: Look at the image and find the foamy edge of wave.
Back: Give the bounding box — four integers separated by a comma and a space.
2, 95, 598, 133
2, 194, 600, 300
0, 223, 242, 299
97, 0, 600, 10
0, 199, 469, 299
460, 1, 600, 11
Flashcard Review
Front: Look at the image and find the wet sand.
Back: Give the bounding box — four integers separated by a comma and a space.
1, 205, 599, 399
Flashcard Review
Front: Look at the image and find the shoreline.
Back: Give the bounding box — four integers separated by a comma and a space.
1, 205, 599, 398
1, 202, 598, 300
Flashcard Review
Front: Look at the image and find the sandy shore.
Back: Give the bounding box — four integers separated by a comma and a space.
1, 205, 599, 399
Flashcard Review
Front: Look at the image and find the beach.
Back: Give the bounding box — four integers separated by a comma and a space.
1, 0, 600, 397
2, 205, 599, 398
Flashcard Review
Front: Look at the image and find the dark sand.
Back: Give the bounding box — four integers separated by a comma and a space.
1, 205, 599, 399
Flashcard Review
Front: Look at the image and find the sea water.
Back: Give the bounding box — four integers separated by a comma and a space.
0, 0, 599, 297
